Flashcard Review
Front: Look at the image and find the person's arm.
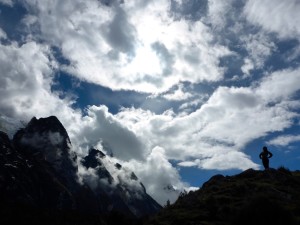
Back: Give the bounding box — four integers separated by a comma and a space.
259, 152, 262, 159
268, 151, 273, 158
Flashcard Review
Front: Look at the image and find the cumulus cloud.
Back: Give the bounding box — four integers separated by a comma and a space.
115, 67, 300, 171
0, 41, 54, 118
160, 83, 193, 101
124, 146, 189, 205
244, 0, 300, 40
267, 135, 300, 147
256, 67, 300, 103
77, 149, 145, 194
19, 0, 232, 93
101, 2, 137, 54
241, 32, 276, 71
0, 41, 83, 132
0, 0, 13, 6
69, 105, 147, 161
179, 152, 258, 170
241, 58, 254, 76
206, 0, 234, 29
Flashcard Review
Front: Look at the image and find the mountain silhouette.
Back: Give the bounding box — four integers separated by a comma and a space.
145, 168, 300, 225
0, 116, 161, 225
2, 116, 300, 225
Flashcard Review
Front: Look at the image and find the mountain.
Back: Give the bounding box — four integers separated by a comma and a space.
80, 148, 161, 218
145, 168, 300, 225
0, 116, 161, 225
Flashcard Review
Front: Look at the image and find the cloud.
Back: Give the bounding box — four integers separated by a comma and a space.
160, 83, 193, 101
4, 60, 294, 175
241, 58, 254, 76
244, 0, 300, 40
0, 28, 7, 39
241, 32, 276, 70
0, 41, 54, 118
123, 146, 189, 205
267, 135, 300, 147
70, 105, 147, 161
0, 41, 83, 133
0, 0, 13, 6
255, 67, 300, 103
77, 150, 145, 194
77, 163, 99, 190
179, 152, 258, 170
20, 0, 232, 93
115, 67, 300, 171
206, 0, 234, 29
178, 159, 200, 167
170, 0, 208, 21
101, 2, 137, 54
0, 38, 174, 202
0, 115, 23, 137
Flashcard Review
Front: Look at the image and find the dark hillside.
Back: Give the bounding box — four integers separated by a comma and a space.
145, 168, 300, 225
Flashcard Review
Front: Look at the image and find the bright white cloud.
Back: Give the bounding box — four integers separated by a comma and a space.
0, 41, 54, 118
178, 159, 200, 167
123, 146, 188, 205
69, 105, 147, 161
244, 0, 300, 40
241, 58, 254, 76
161, 84, 193, 101
256, 67, 300, 103
204, 151, 258, 170
0, 41, 83, 132
115, 67, 300, 171
21, 0, 232, 93
267, 135, 300, 147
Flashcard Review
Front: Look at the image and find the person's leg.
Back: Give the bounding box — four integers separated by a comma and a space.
262, 158, 269, 169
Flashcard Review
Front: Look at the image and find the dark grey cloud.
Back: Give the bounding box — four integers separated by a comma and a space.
170, 0, 208, 21
73, 105, 147, 161
151, 41, 175, 76
102, 3, 136, 54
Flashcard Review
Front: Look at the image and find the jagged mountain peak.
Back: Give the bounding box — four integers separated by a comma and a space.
15, 116, 71, 144
12, 116, 71, 154
12, 116, 77, 181
82, 148, 106, 169
1, 116, 161, 224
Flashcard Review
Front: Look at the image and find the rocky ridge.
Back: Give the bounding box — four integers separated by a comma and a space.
0, 116, 161, 225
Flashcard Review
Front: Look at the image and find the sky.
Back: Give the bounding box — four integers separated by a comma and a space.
0, 0, 300, 205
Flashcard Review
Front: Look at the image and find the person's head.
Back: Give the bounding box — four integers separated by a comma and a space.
263, 146, 268, 152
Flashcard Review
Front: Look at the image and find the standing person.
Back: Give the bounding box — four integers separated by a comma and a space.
259, 146, 273, 169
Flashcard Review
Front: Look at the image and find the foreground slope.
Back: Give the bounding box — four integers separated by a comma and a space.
146, 168, 300, 225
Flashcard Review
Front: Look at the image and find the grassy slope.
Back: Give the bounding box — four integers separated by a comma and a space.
145, 168, 300, 225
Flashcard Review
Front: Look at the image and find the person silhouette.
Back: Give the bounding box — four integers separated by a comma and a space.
259, 146, 273, 170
